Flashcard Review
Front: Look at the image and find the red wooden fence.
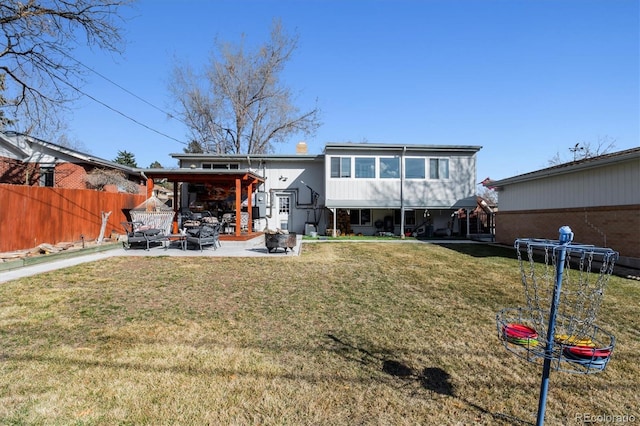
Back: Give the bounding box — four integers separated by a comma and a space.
0, 184, 146, 252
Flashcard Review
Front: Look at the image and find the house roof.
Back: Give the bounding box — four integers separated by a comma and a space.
1, 131, 143, 177
489, 147, 640, 189
170, 153, 324, 162
141, 168, 265, 184
169, 143, 482, 162
323, 143, 482, 153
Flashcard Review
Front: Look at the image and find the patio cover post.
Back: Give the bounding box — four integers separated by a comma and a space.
146, 177, 154, 201
235, 177, 242, 237
172, 184, 179, 233
247, 181, 254, 232
466, 209, 470, 237
332, 208, 337, 237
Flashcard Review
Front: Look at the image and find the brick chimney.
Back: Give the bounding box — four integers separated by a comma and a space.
296, 141, 308, 154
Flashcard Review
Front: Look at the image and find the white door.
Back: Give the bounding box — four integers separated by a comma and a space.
277, 194, 291, 231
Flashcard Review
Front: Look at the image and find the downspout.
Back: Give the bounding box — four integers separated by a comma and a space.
400, 146, 406, 239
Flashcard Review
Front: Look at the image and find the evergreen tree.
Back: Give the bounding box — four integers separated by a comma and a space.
113, 150, 137, 167
183, 140, 204, 153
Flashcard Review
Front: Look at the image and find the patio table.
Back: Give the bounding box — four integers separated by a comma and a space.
164, 233, 187, 250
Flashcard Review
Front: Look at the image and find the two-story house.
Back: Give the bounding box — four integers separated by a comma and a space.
146, 142, 482, 237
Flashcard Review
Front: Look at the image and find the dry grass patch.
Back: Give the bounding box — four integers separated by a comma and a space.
0, 243, 638, 425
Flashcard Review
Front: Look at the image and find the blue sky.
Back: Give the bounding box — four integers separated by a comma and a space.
66, 0, 639, 182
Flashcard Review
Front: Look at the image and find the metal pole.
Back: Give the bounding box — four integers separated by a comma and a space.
536, 226, 573, 426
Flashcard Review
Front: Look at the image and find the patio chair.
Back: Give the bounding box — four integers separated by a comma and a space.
228, 212, 250, 233
185, 223, 221, 251
121, 221, 168, 250
221, 213, 234, 234
239, 212, 250, 231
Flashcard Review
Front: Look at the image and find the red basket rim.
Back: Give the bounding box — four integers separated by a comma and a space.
565, 346, 611, 358
503, 323, 538, 339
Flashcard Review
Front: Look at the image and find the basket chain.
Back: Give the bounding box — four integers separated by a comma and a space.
516, 239, 618, 340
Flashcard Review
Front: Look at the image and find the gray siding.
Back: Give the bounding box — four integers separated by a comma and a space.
325, 152, 477, 208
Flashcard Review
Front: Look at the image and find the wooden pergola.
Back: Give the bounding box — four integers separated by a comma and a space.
142, 168, 265, 238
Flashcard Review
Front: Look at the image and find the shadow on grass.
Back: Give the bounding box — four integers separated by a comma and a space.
436, 243, 518, 259
326, 333, 534, 426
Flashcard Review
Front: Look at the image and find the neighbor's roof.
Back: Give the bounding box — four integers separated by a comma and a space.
1, 131, 142, 176
490, 147, 640, 188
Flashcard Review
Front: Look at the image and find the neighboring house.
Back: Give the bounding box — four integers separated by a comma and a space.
149, 142, 482, 237
490, 147, 640, 269
0, 131, 148, 252
0, 131, 144, 191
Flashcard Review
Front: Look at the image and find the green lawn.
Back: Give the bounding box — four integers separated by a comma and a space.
0, 243, 637, 425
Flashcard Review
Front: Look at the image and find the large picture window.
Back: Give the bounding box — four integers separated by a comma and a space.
355, 157, 375, 178
331, 157, 351, 178
429, 158, 449, 179
349, 209, 371, 225
405, 158, 425, 179
380, 157, 399, 179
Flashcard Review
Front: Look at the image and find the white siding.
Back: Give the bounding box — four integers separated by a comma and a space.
498, 160, 640, 211
258, 159, 325, 233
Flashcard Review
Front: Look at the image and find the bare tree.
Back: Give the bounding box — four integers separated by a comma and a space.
548, 136, 617, 166
0, 74, 15, 128
0, 0, 132, 134
169, 20, 321, 154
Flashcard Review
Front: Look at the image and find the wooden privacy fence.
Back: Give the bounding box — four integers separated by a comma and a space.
0, 184, 146, 252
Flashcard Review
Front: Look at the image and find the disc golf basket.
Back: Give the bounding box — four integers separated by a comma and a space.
496, 226, 618, 426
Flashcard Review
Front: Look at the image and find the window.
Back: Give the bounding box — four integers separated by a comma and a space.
330, 157, 351, 178
380, 157, 399, 178
405, 210, 416, 226
278, 196, 290, 214
349, 209, 371, 225
429, 158, 449, 179
405, 158, 425, 179
203, 163, 239, 169
355, 157, 375, 178
40, 167, 55, 187
393, 209, 417, 226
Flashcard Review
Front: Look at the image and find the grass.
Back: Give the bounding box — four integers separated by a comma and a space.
301, 234, 410, 240
0, 243, 638, 425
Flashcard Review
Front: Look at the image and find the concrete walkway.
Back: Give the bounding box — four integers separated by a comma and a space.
0, 234, 302, 284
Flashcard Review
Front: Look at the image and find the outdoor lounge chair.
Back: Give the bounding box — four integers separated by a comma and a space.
121, 221, 168, 250
185, 223, 221, 251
